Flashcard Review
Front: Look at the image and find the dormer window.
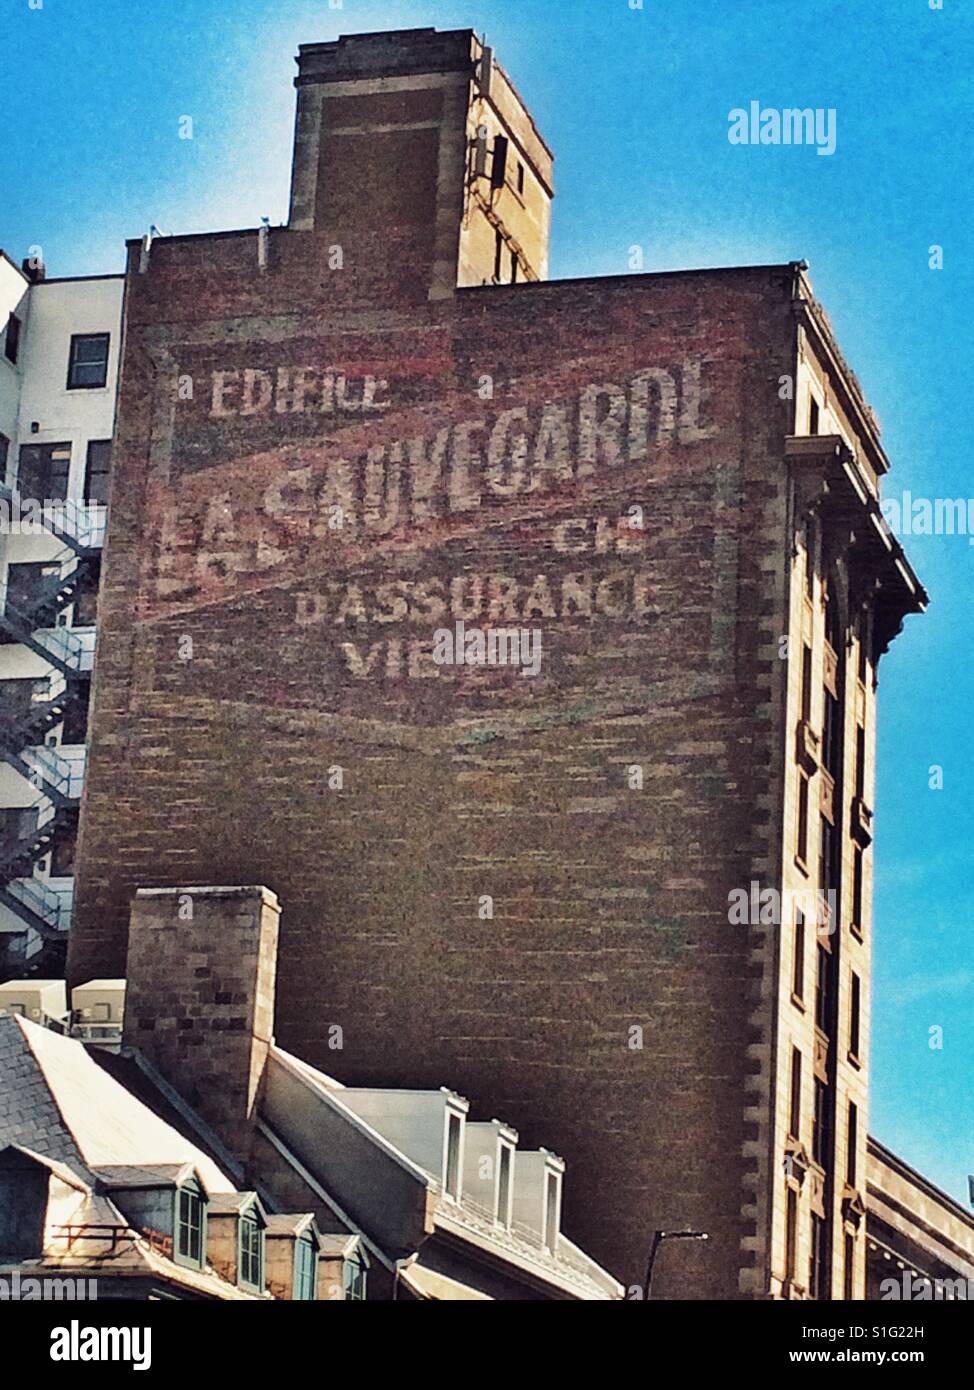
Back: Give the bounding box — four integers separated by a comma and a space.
543, 1170, 561, 1254
496, 1143, 513, 1229
342, 1256, 367, 1301
445, 1111, 462, 1201
175, 1179, 205, 1268
293, 1234, 317, 1302
239, 1209, 264, 1292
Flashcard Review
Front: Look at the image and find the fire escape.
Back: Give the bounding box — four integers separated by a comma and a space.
0, 490, 102, 972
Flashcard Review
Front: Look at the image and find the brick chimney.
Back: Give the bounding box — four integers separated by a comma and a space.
288, 27, 553, 298
122, 886, 280, 1160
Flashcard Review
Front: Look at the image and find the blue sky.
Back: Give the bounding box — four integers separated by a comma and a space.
2, 0, 971, 1202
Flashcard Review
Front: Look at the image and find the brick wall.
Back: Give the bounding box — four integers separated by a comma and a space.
70, 244, 801, 1293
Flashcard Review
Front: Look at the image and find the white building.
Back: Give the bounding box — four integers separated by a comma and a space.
0, 250, 123, 969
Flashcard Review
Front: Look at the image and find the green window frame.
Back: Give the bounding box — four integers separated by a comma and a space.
293, 1236, 317, 1301
239, 1210, 264, 1291
342, 1258, 366, 1301
175, 1182, 205, 1268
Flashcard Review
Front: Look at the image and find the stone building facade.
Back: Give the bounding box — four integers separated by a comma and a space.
67, 27, 926, 1296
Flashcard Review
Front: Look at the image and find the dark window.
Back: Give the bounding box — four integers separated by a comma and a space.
293, 1236, 317, 1301
73, 574, 98, 629
510, 250, 518, 284
847, 1102, 858, 1186
785, 1186, 799, 1282
0, 433, 9, 480
852, 848, 864, 932
517, 161, 525, 195
825, 580, 841, 652
793, 910, 806, 1002
815, 945, 832, 1034
67, 333, 110, 390
176, 1185, 204, 1266
850, 973, 861, 1058
83, 440, 112, 506
491, 134, 509, 189
494, 230, 503, 282
809, 395, 820, 435
3, 561, 50, 623
797, 775, 809, 863
4, 314, 21, 365
844, 1231, 855, 1301
783, 1189, 800, 1284
61, 677, 91, 745
855, 725, 866, 800
497, 1144, 512, 1226
822, 691, 841, 778
819, 816, 835, 897
789, 1047, 802, 1139
17, 442, 71, 501
812, 1079, 830, 1168
858, 619, 869, 684
50, 816, 77, 877
801, 644, 813, 723
445, 1112, 462, 1199
810, 1213, 829, 1299
239, 1211, 263, 1290
0, 805, 39, 854
804, 524, 816, 601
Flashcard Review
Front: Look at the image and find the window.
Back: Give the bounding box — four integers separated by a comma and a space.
544, 1171, 560, 1252
444, 1112, 462, 1200
517, 160, 525, 195
851, 848, 864, 933
239, 1211, 264, 1290
0, 433, 9, 480
815, 945, 832, 1034
3, 561, 50, 621
491, 134, 509, 189
844, 1231, 855, 1301
67, 333, 110, 390
510, 249, 518, 284
493, 230, 503, 282
789, 1047, 802, 1138
809, 395, 820, 435
293, 1236, 317, 1301
61, 677, 91, 746
819, 816, 835, 899
804, 523, 816, 601
176, 1183, 204, 1267
824, 580, 841, 652
810, 1214, 829, 1300
812, 1079, 830, 1168
785, 1187, 799, 1282
342, 1257, 367, 1301
800, 644, 813, 723
4, 314, 21, 365
854, 725, 866, 800
858, 619, 869, 684
497, 1143, 512, 1227
822, 691, 840, 778
847, 1102, 858, 1187
17, 442, 71, 501
50, 817, 77, 877
84, 440, 112, 506
849, 972, 861, 1060
797, 774, 809, 864
792, 910, 806, 1003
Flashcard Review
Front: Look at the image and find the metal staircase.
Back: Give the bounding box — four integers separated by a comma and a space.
0, 498, 100, 974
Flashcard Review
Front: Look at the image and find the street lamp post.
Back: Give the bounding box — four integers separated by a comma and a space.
643, 1229, 710, 1300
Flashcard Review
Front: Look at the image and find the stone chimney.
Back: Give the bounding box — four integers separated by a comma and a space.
288, 27, 553, 298
122, 886, 280, 1160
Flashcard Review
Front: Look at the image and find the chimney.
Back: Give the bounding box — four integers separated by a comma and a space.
21, 257, 46, 283
122, 886, 280, 1161
287, 27, 553, 298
